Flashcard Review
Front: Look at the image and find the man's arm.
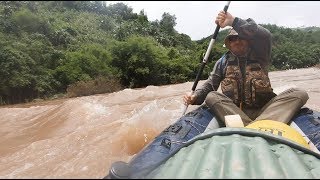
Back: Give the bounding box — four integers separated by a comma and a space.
193, 57, 225, 105
232, 17, 272, 70
215, 11, 272, 72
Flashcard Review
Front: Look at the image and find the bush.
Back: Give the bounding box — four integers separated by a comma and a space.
111, 35, 167, 88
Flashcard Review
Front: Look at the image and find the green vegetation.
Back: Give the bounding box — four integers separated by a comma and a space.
0, 1, 319, 105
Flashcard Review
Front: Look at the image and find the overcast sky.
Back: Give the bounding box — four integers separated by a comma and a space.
107, 1, 320, 40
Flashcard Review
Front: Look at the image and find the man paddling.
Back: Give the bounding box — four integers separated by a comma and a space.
183, 10, 309, 126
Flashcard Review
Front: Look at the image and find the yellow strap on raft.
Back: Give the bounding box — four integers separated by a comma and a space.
245, 120, 309, 149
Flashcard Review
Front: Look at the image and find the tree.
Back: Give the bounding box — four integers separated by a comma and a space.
111, 36, 167, 88
159, 12, 176, 35
106, 2, 136, 21
0, 46, 35, 104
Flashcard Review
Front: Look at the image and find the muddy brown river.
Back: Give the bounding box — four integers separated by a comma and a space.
0, 67, 319, 178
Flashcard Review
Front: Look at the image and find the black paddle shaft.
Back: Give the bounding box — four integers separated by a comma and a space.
182, 1, 231, 116
191, 1, 231, 91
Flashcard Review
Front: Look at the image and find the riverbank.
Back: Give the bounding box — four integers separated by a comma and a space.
2, 65, 319, 109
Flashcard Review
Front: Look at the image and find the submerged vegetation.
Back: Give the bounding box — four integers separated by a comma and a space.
0, 1, 319, 105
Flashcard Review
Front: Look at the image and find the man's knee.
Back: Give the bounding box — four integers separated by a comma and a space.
277, 88, 309, 104
205, 91, 231, 106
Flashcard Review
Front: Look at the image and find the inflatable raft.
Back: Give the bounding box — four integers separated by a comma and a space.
105, 105, 320, 179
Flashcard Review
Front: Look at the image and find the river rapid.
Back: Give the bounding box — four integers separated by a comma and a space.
0, 67, 319, 178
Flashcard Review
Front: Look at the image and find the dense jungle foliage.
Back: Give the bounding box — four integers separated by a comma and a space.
0, 1, 319, 105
